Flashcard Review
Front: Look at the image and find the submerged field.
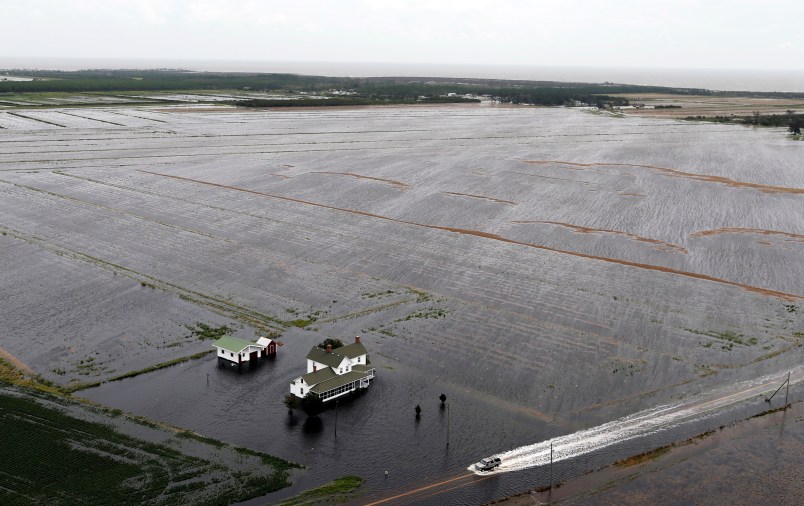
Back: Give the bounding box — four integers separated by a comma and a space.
0, 385, 300, 505
1, 102, 802, 503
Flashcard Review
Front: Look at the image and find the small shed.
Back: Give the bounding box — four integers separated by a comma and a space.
212, 336, 274, 367
256, 336, 277, 356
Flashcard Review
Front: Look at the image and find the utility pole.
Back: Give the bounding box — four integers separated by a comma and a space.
446, 402, 450, 447
785, 371, 790, 408
766, 372, 791, 405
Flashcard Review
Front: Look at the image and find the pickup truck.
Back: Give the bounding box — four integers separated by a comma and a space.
474, 457, 501, 472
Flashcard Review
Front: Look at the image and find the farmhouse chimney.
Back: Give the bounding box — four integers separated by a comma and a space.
355, 335, 361, 344
326, 344, 332, 353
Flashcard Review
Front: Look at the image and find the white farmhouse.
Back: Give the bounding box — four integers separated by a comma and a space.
213, 335, 276, 367
289, 336, 375, 402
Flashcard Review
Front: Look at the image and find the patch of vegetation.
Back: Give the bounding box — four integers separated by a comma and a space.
176, 430, 226, 448
395, 307, 448, 323
408, 287, 432, 303
694, 364, 718, 377
685, 328, 757, 346
362, 290, 396, 299
750, 405, 791, 419
185, 322, 233, 340
65, 350, 215, 393
784, 304, 799, 314
0, 358, 64, 396
685, 111, 804, 135
0, 389, 300, 506
277, 475, 364, 506
300, 392, 324, 417
235, 96, 480, 108
610, 359, 645, 376
285, 309, 327, 328
318, 338, 344, 350
614, 446, 671, 468
288, 319, 314, 328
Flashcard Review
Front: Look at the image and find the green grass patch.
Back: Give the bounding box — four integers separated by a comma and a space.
185, 323, 233, 340
614, 446, 671, 468
750, 405, 791, 419
685, 328, 757, 346
277, 475, 364, 505
0, 389, 299, 506
176, 430, 226, 448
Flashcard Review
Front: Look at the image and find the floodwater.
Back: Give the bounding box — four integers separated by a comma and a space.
1, 104, 802, 503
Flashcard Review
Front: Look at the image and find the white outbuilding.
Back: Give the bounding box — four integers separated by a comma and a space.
213, 335, 276, 367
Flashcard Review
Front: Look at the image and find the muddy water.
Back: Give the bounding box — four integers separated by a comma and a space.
2, 105, 803, 503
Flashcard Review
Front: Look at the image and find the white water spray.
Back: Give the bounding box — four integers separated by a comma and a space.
469, 368, 802, 474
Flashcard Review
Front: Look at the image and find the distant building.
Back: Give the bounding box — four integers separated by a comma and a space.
213, 336, 276, 368
289, 336, 375, 402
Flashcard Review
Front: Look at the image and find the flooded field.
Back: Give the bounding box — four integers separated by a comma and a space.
1, 104, 802, 503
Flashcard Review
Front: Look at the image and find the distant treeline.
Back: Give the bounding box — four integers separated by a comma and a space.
234, 96, 480, 107
686, 112, 804, 134
3, 69, 802, 107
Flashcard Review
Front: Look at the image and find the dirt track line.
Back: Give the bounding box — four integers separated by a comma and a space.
507, 170, 620, 189
138, 170, 803, 302
443, 192, 517, 205
311, 171, 410, 189
514, 220, 688, 254
57, 111, 126, 127
690, 227, 804, 241
518, 159, 804, 194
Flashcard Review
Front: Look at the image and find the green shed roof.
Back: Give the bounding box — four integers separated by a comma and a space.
212, 336, 256, 354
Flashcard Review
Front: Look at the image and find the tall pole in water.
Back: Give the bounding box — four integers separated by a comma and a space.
446, 402, 450, 447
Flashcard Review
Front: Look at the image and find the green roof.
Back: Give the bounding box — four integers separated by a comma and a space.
306, 342, 368, 367
351, 364, 373, 373
310, 370, 373, 394
212, 336, 256, 354
306, 347, 347, 368
339, 342, 368, 359
301, 368, 337, 386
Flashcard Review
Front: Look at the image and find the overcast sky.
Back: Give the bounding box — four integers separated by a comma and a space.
2, 0, 803, 71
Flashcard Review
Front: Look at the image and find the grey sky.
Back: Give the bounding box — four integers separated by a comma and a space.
2, 0, 802, 71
